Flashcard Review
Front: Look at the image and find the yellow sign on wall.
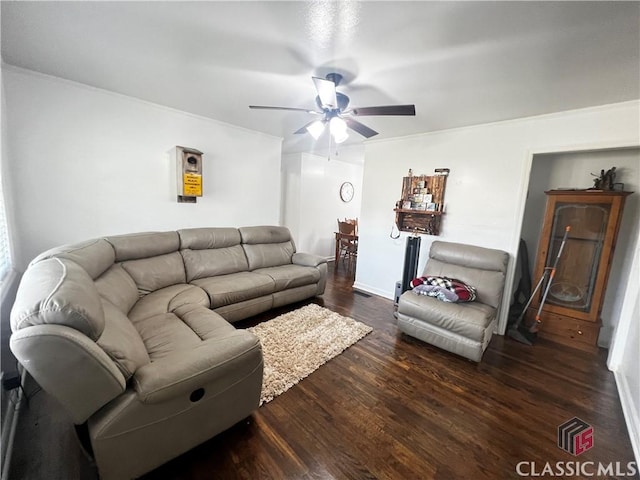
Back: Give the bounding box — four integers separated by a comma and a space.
183, 173, 202, 196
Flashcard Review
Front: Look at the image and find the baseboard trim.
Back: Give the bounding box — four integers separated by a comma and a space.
1, 369, 25, 480
352, 281, 393, 301
614, 371, 640, 464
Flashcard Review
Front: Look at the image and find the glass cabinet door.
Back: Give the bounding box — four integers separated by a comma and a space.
544, 202, 610, 313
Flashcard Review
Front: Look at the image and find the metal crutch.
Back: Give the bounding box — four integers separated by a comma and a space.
531, 225, 571, 333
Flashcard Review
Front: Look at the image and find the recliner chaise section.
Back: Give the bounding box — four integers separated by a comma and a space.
397, 240, 509, 362
9, 226, 327, 480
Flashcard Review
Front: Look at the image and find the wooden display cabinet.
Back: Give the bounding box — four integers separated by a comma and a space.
526, 189, 632, 351
394, 174, 447, 235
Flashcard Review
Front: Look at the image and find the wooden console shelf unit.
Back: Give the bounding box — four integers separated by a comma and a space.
395, 173, 447, 235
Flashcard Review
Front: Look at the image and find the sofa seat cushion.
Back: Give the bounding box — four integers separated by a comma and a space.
253, 265, 321, 292
191, 272, 275, 308
134, 304, 235, 361
128, 285, 209, 322
398, 292, 496, 342
131, 326, 262, 404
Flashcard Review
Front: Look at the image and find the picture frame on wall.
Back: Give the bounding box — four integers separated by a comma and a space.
425, 202, 437, 211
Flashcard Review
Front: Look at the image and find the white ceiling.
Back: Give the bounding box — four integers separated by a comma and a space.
2, 1, 639, 154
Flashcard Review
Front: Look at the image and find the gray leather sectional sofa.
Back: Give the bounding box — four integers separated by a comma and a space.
10, 225, 327, 479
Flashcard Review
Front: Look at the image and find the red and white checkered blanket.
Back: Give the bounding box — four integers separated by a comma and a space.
409, 276, 477, 303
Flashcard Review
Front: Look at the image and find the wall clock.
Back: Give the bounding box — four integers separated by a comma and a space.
340, 182, 354, 203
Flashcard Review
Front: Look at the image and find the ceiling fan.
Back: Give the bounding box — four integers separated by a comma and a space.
249, 73, 416, 142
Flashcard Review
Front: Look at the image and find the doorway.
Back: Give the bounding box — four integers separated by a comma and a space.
518, 147, 640, 348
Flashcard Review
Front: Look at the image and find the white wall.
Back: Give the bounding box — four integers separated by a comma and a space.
609, 231, 640, 463
521, 149, 640, 346
3, 66, 283, 270
281, 153, 302, 243
618, 295, 640, 462
281, 146, 364, 258
354, 101, 640, 338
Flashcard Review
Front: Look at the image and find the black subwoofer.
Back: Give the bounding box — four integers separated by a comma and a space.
401, 236, 421, 293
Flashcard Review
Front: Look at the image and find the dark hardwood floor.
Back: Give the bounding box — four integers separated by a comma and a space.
9, 262, 637, 479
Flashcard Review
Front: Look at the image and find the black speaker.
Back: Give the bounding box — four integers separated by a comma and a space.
401, 236, 421, 293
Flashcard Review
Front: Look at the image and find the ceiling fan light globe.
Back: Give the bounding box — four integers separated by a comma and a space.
330, 116, 348, 134
329, 117, 349, 143
306, 120, 326, 139
334, 130, 349, 144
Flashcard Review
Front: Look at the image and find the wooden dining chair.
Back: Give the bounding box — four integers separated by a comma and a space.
344, 218, 358, 235
337, 220, 358, 270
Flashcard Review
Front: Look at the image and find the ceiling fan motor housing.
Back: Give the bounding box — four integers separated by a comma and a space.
315, 92, 350, 113
325, 72, 343, 86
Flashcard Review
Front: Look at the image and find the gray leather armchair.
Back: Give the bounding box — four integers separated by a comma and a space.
397, 241, 509, 362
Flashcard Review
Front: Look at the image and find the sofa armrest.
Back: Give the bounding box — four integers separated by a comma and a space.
132, 330, 262, 404
292, 252, 327, 268
10, 324, 126, 424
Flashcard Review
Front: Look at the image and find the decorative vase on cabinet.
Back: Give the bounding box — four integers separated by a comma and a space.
526, 189, 632, 352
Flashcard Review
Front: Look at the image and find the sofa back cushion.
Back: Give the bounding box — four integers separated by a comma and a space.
30, 238, 116, 280
11, 258, 105, 341
107, 232, 186, 295
179, 228, 249, 281
107, 231, 180, 262
239, 226, 295, 270
121, 253, 186, 296
94, 265, 139, 314
97, 300, 150, 379
424, 241, 509, 309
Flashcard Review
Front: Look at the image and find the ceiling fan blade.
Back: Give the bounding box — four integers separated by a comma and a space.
293, 120, 318, 134
344, 118, 379, 138
351, 105, 416, 116
312, 77, 338, 109
293, 120, 327, 134
249, 105, 318, 114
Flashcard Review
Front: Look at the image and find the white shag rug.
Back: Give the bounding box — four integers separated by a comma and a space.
247, 303, 373, 405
